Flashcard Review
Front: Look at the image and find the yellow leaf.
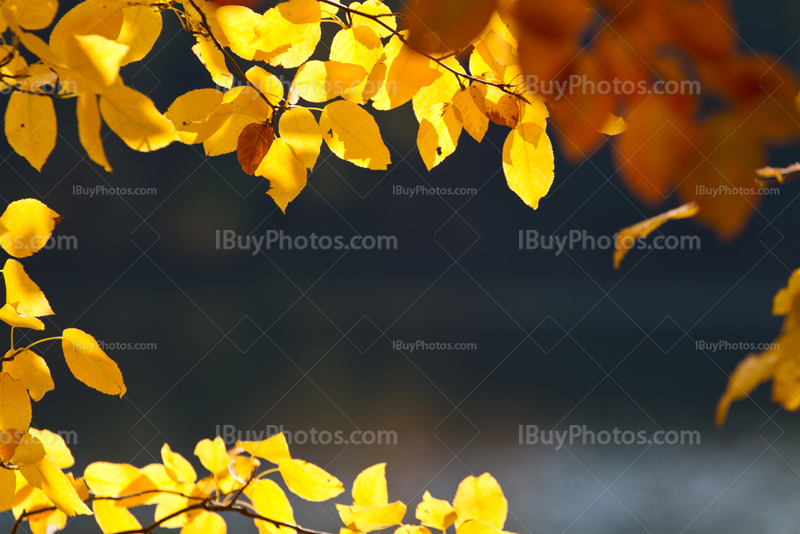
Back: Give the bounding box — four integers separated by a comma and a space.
155, 493, 193, 528
3, 349, 54, 401
49, 0, 125, 57
256, 139, 307, 213
229, 455, 260, 485
28, 429, 73, 468
320, 100, 391, 170
278, 458, 344, 502
0, 305, 44, 330
214, 5, 261, 60
279, 108, 322, 170
65, 34, 129, 91
117, 4, 162, 65
352, 463, 388, 507
396, 526, 433, 534
84, 462, 157, 507
192, 36, 233, 89
9, 433, 45, 466
330, 26, 383, 74
37, 454, 92, 516
100, 86, 177, 152
246, 66, 285, 107
0, 198, 60, 258
162, 443, 197, 484
0, 468, 14, 512
77, 93, 112, 172
600, 113, 628, 136
371, 34, 440, 111
336, 502, 407, 532
13, 28, 65, 68
613, 202, 699, 269
416, 491, 456, 531
502, 123, 554, 210
289, 60, 367, 104
417, 106, 462, 171
166, 88, 227, 145
194, 437, 229, 477
413, 57, 463, 122
254, 0, 321, 68
3, 259, 53, 316
61, 328, 126, 396
452, 86, 489, 143
139, 463, 184, 497
238, 433, 291, 464
456, 520, 507, 534
4, 0, 58, 30
453, 474, 507, 529
94, 499, 142, 533
183, 511, 226, 534
247, 479, 296, 534
203, 85, 272, 157
350, 0, 396, 38
0, 373, 30, 432
4, 92, 56, 171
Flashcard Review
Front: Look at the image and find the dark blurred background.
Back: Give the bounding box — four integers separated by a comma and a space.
4, 1, 800, 533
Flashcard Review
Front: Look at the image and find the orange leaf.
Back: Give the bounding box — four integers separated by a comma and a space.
613, 202, 699, 270
237, 123, 275, 175
405, 0, 495, 54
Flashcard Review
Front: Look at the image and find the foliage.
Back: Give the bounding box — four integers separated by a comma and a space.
1, 0, 800, 530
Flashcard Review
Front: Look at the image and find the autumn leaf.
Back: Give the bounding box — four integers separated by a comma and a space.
3, 259, 53, 317
613, 202, 699, 269
453, 473, 507, 529
238, 123, 275, 175
61, 328, 126, 396
404, 0, 495, 54
3, 349, 54, 402
0, 198, 61, 258
416, 491, 457, 531
502, 123, 554, 209
278, 458, 344, 502
4, 92, 57, 171
320, 100, 391, 170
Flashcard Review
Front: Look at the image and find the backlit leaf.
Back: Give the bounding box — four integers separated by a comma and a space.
337, 502, 407, 532
279, 458, 344, 502
502, 123, 554, 210
256, 138, 307, 213
279, 108, 322, 170
100, 86, 177, 152
320, 100, 391, 170
61, 328, 126, 396
238, 123, 275, 175
3, 349, 54, 402
4, 92, 56, 171
3, 259, 53, 317
162, 443, 197, 485
613, 202, 699, 269
352, 463, 388, 507
0, 373, 30, 432
0, 198, 61, 258
94, 499, 142, 533
453, 473, 507, 529
238, 433, 291, 464
77, 93, 112, 172
416, 491, 456, 531
37, 454, 92, 516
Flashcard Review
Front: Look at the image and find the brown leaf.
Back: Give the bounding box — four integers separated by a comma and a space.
237, 123, 275, 175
